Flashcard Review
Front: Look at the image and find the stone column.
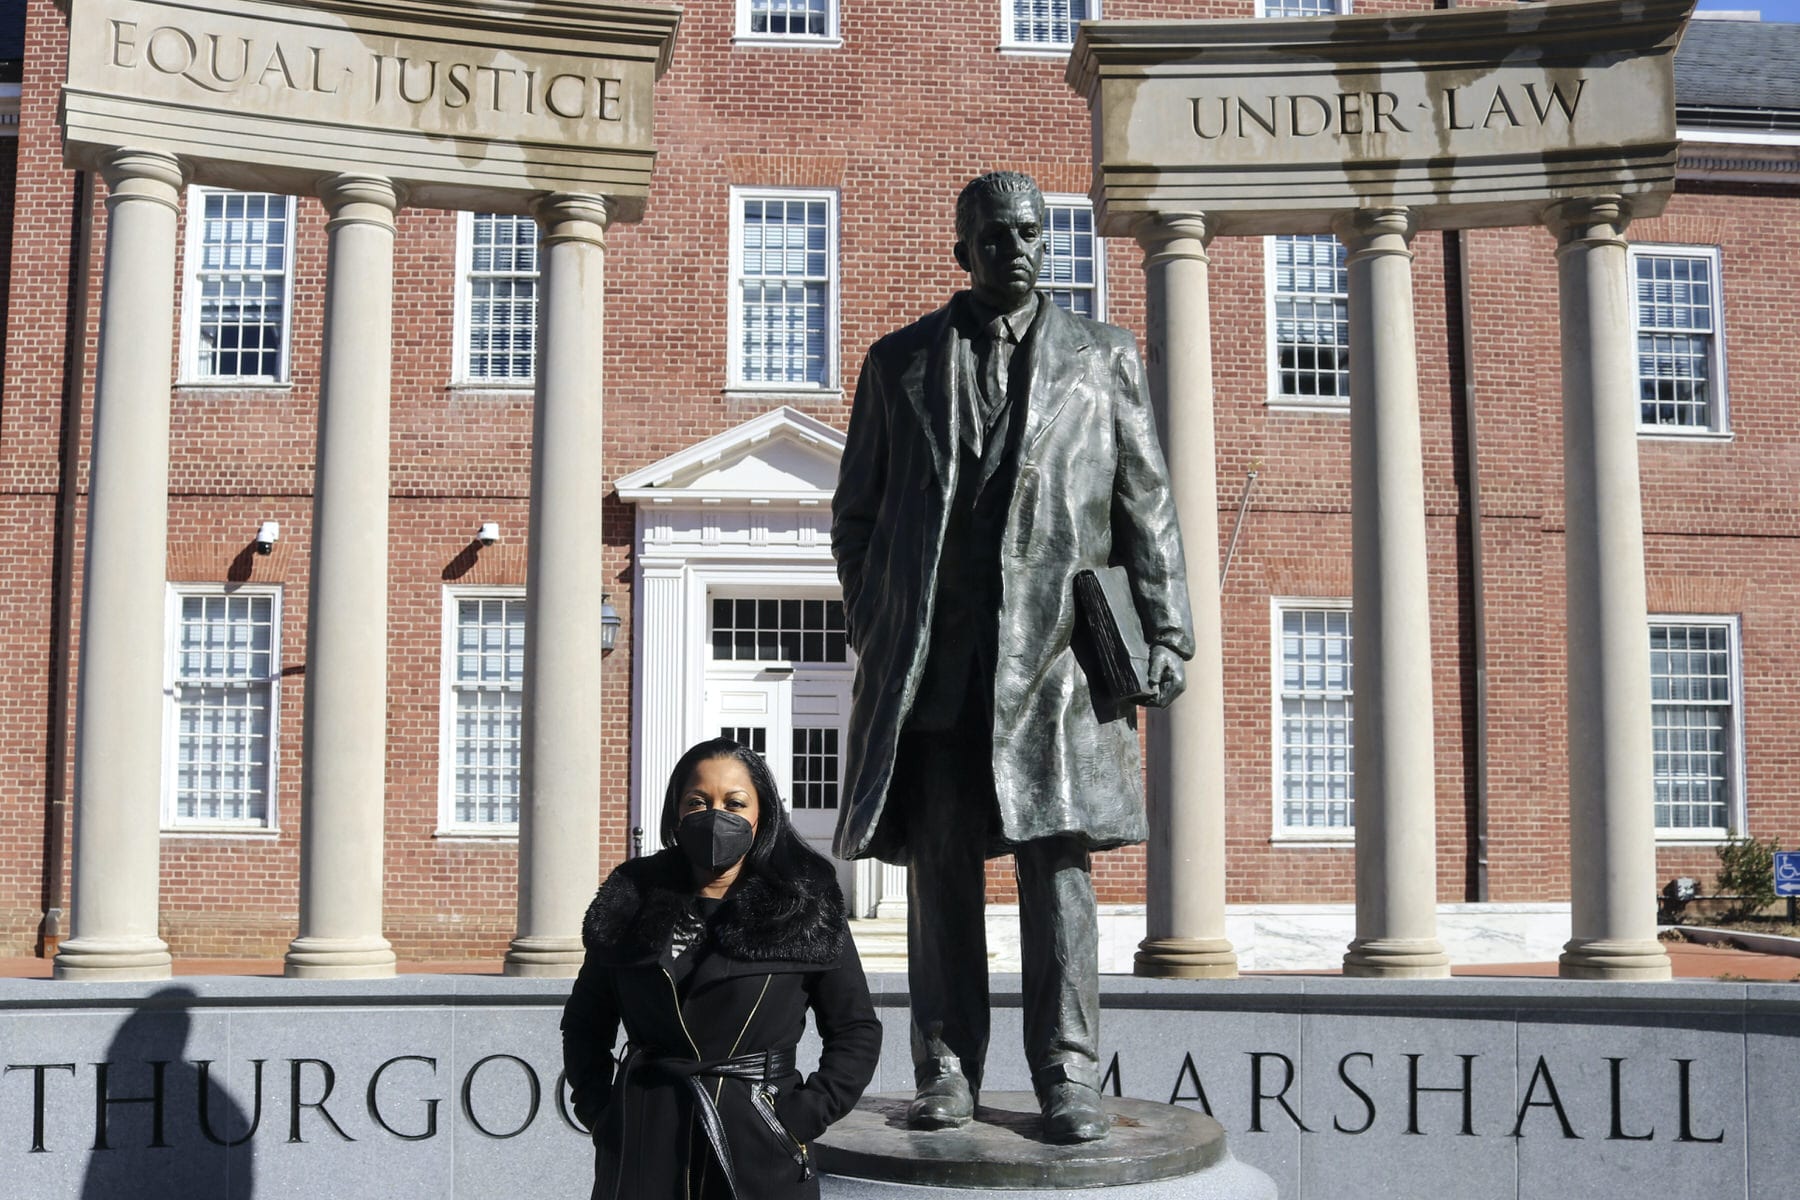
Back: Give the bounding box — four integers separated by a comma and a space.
1132, 213, 1237, 979
53, 149, 186, 981
505, 193, 611, 978
1333, 207, 1450, 979
1545, 196, 1671, 981
284, 175, 402, 979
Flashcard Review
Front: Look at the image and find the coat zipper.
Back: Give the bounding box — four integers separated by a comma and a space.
714, 975, 772, 1153
750, 1080, 815, 1180
734, 975, 810, 1181
664, 967, 703, 1200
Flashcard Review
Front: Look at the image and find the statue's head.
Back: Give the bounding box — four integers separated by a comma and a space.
954, 171, 1047, 314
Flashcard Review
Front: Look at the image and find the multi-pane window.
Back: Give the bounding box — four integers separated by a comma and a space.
720, 726, 770, 756
183, 190, 293, 383
792, 728, 841, 809
730, 190, 837, 389
1041, 198, 1102, 318
1631, 246, 1726, 433
1270, 234, 1350, 404
1275, 605, 1355, 833
711, 597, 848, 663
1003, 0, 1093, 48
1260, 0, 1346, 16
442, 592, 526, 830
165, 586, 279, 828
457, 212, 539, 384
1650, 620, 1740, 835
741, 0, 832, 38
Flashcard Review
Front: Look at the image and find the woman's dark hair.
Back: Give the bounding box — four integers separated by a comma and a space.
658, 737, 833, 888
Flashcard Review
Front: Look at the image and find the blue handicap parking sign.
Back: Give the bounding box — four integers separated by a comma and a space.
1775, 851, 1800, 898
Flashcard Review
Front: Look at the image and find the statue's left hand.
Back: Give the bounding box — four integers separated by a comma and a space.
1146, 645, 1186, 708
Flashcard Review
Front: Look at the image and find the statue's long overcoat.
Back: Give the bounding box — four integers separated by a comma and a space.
831, 295, 1195, 862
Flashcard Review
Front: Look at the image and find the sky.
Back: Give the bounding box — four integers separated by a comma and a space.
1697, 0, 1800, 22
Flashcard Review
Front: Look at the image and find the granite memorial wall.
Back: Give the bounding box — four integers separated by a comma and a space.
0, 977, 1792, 1199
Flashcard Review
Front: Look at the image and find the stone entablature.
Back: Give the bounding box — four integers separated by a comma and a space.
1067, 0, 1693, 983
1067, 0, 1689, 237
62, 0, 680, 217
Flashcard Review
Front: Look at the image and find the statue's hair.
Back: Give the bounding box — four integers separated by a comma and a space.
955, 171, 1045, 245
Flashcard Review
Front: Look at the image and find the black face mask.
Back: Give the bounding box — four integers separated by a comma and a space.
677, 809, 756, 872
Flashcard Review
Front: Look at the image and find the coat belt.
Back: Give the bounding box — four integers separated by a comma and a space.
622, 1044, 803, 1199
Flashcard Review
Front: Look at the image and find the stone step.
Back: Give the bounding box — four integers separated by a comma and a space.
849, 918, 1003, 970
849, 918, 908, 967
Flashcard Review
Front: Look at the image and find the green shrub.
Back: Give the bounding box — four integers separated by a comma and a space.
1715, 835, 1782, 921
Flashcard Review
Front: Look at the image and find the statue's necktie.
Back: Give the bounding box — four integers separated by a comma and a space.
977, 317, 1015, 423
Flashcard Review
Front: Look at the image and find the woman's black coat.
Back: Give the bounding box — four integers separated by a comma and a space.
562, 847, 881, 1200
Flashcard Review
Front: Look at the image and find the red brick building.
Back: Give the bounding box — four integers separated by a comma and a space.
0, 0, 1794, 963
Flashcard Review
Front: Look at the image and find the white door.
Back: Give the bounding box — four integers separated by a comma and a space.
702, 594, 857, 902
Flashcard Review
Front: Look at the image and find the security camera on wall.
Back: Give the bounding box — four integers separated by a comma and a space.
255, 521, 280, 556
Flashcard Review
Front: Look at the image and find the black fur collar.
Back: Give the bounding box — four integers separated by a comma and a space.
581, 847, 847, 967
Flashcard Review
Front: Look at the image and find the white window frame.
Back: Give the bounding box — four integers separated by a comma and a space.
437, 585, 527, 838
452, 211, 540, 388
1256, 0, 1350, 17
1629, 243, 1730, 439
1040, 193, 1105, 320
161, 583, 282, 834
1000, 0, 1097, 54
735, 0, 841, 47
726, 186, 841, 397
1649, 615, 1745, 843
1265, 234, 1351, 412
1270, 598, 1356, 843
178, 187, 296, 386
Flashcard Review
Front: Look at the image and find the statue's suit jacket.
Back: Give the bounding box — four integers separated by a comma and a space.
831, 293, 1195, 863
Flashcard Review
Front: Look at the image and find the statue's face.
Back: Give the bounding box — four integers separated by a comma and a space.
955, 191, 1045, 313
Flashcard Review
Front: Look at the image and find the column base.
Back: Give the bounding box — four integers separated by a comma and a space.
1134, 937, 1239, 979
284, 935, 397, 979
52, 935, 172, 981
504, 935, 584, 978
1558, 937, 1671, 980
1342, 937, 1451, 978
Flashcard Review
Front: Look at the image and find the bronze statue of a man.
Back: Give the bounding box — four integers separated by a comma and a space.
831, 171, 1194, 1143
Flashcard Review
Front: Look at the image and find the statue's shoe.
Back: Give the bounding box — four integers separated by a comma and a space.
1038, 1080, 1109, 1144
906, 1069, 976, 1129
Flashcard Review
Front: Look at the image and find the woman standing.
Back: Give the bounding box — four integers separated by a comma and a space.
563, 738, 881, 1200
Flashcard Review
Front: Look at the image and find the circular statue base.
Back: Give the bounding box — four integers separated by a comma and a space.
814, 1092, 1277, 1197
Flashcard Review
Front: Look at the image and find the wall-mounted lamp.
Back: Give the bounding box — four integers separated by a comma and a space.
601, 594, 621, 655
254, 521, 280, 555
477, 521, 500, 546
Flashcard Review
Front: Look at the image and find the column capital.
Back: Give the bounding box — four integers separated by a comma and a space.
100, 148, 187, 212
1332, 206, 1418, 259
533, 192, 611, 248
1543, 194, 1632, 251
318, 174, 404, 230
1133, 211, 1215, 264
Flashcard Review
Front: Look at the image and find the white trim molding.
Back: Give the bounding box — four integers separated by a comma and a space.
437, 584, 527, 838
451, 211, 540, 389
1648, 614, 1746, 842
1269, 596, 1356, 843
161, 582, 283, 834
999, 0, 1097, 54
734, 0, 842, 47
620, 407, 847, 831
1628, 242, 1728, 438
178, 188, 297, 387
726, 186, 841, 396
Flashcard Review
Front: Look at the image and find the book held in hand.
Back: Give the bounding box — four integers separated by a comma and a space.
1073, 565, 1153, 706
